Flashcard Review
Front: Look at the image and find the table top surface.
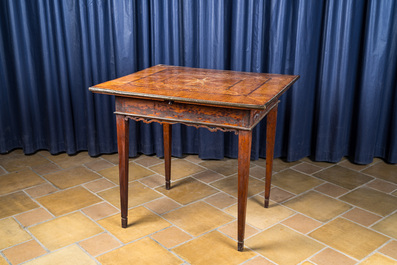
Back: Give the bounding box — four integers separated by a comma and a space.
90, 65, 299, 109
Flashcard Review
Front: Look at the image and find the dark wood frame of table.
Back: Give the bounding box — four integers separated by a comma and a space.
90, 65, 299, 251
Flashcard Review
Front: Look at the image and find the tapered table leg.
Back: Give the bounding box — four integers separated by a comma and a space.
163, 123, 172, 190
264, 104, 278, 208
237, 130, 252, 251
116, 115, 129, 228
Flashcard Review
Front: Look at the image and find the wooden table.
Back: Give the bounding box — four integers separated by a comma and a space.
89, 65, 299, 251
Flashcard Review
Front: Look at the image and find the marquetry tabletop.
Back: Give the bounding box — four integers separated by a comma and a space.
90, 65, 299, 109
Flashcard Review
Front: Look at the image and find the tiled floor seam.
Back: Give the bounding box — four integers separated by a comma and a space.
86, 224, 186, 263
14, 208, 55, 228
336, 200, 395, 229
76, 231, 123, 254
94, 229, 191, 264
143, 203, 212, 239
18, 189, 56, 218
0, 235, 34, 253
0, 253, 12, 265
34, 152, 63, 172
312, 215, 394, 257
10, 221, 52, 260
365, 178, 397, 194
76, 243, 102, 265
148, 236, 191, 263
357, 239, 397, 263
1, 153, 396, 264
376, 239, 397, 262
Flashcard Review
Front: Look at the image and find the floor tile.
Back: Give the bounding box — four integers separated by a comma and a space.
243, 256, 275, 265
300, 157, 333, 168
340, 187, 397, 216
37, 186, 102, 216
15, 208, 53, 227
309, 218, 388, 260
79, 233, 121, 256
365, 179, 397, 193
43, 166, 101, 189
174, 231, 255, 265
359, 253, 397, 265
29, 212, 103, 251
84, 159, 114, 171
225, 195, 294, 230
362, 163, 397, 184
342, 208, 382, 226
97, 237, 182, 265
372, 213, 397, 239
98, 181, 161, 209
268, 187, 295, 203
292, 162, 323, 174
251, 158, 267, 168
156, 177, 218, 205
0, 218, 32, 250
135, 155, 163, 167
249, 166, 266, 179
139, 174, 165, 188
151, 226, 192, 248
184, 155, 202, 164
150, 159, 205, 179
98, 206, 171, 243
199, 159, 241, 176
144, 197, 180, 215
337, 159, 369, 171
193, 169, 224, 183
246, 224, 323, 265
100, 153, 119, 164
23, 244, 96, 265
0, 191, 39, 219
272, 158, 301, 172
36, 150, 51, 157
211, 174, 265, 198
205, 192, 237, 209
379, 240, 397, 260
284, 191, 351, 222
32, 162, 60, 175
24, 183, 58, 198
0, 169, 45, 196
314, 165, 373, 189
46, 152, 96, 169
98, 162, 154, 184
0, 153, 50, 172
2, 150, 397, 264
83, 178, 115, 193
218, 221, 259, 241
2, 240, 46, 265
271, 169, 323, 194
82, 202, 119, 221
310, 248, 356, 265
281, 214, 322, 234
314, 183, 349, 197
163, 201, 233, 236
0, 166, 6, 176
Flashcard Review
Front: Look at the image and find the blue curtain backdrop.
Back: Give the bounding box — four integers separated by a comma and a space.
1, 0, 396, 164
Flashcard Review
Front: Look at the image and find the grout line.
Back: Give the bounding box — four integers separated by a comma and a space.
1, 151, 397, 264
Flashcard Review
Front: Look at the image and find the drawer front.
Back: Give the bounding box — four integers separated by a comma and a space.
115, 97, 253, 130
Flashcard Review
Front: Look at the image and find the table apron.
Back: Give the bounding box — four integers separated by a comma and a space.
115, 97, 274, 131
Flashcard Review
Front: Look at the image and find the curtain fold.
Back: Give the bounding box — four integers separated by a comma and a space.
1, 0, 396, 164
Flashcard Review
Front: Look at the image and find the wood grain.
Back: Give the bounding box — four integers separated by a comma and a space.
90, 65, 299, 109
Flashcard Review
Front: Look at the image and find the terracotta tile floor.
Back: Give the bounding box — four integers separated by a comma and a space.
0, 150, 396, 264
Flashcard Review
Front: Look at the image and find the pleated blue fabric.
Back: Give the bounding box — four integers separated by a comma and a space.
1, 0, 396, 164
